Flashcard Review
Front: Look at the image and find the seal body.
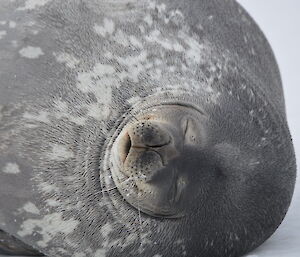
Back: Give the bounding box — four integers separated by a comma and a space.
0, 0, 296, 257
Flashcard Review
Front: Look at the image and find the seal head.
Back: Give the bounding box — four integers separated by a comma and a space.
112, 104, 210, 218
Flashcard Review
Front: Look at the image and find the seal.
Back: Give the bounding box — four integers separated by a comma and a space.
0, 0, 296, 256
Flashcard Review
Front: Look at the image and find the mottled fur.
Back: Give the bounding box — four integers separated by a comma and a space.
0, 0, 296, 257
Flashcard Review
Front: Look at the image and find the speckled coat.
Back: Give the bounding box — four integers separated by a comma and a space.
0, 0, 296, 257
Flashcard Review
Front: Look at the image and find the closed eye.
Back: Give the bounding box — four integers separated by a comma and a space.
183, 118, 189, 137
182, 117, 197, 144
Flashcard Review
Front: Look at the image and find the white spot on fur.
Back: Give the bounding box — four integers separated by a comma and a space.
179, 32, 204, 64
49, 144, 74, 161
25, 21, 36, 26
0, 30, 7, 40
2, 162, 21, 174
100, 223, 113, 238
54, 99, 68, 113
17, 212, 79, 248
113, 30, 129, 47
38, 182, 59, 194
156, 3, 166, 13
146, 29, 184, 52
54, 52, 80, 68
11, 40, 18, 47
0, 21, 6, 25
18, 0, 51, 10
87, 103, 110, 121
94, 249, 106, 257
153, 255, 162, 257
19, 46, 44, 59
24, 123, 39, 128
164, 9, 184, 24
45, 199, 60, 207
77, 64, 115, 92
9, 21, 17, 28
77, 63, 114, 108
121, 233, 138, 248
69, 116, 87, 126
91, 223, 114, 257
94, 18, 115, 37
23, 111, 50, 123
148, 0, 156, 9
116, 50, 148, 83
53, 99, 87, 126
139, 25, 145, 33
23, 202, 40, 215
129, 35, 143, 48
93, 63, 115, 77
144, 14, 153, 26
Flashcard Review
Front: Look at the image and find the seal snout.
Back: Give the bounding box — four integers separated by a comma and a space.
112, 105, 206, 218
127, 121, 171, 149
118, 120, 173, 165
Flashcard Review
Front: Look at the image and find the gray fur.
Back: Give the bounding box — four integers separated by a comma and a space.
0, 0, 296, 257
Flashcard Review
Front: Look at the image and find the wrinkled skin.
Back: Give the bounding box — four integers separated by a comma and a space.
0, 0, 296, 257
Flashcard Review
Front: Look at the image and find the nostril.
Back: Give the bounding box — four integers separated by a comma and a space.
125, 134, 132, 160
119, 132, 132, 164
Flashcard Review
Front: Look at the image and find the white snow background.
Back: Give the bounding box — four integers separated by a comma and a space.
1, 0, 299, 256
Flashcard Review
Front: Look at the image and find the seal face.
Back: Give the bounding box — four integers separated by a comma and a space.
112, 104, 207, 218
0, 0, 296, 256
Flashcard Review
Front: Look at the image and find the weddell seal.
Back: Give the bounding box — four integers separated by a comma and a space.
0, 0, 296, 256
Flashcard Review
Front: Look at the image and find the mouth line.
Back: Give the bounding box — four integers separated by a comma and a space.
131, 135, 172, 149
130, 147, 167, 167
120, 133, 170, 166
120, 133, 170, 163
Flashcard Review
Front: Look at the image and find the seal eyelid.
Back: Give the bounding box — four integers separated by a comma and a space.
182, 117, 194, 136
183, 118, 190, 137
182, 117, 198, 144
